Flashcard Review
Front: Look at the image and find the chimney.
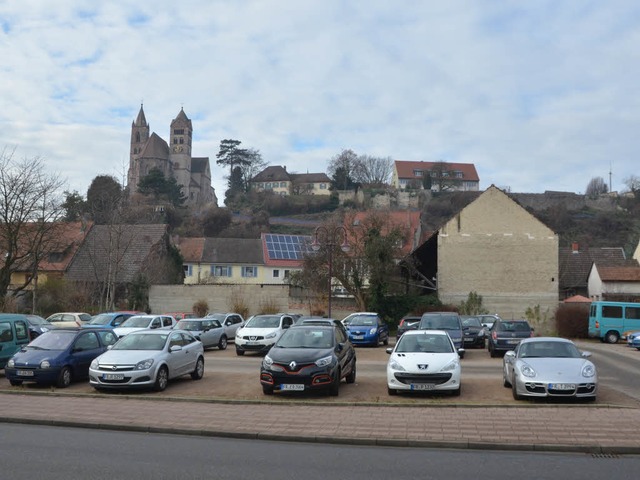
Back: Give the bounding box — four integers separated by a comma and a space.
571, 242, 579, 254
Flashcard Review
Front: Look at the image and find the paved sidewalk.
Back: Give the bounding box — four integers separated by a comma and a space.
2, 392, 640, 454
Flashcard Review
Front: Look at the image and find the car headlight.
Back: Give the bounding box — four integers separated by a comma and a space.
265, 331, 277, 339
90, 359, 99, 369
477, 330, 485, 337
315, 355, 333, 368
40, 360, 51, 369
582, 363, 596, 378
520, 363, 536, 378
388, 359, 406, 371
369, 328, 377, 335
135, 359, 154, 370
441, 359, 459, 372
7, 359, 14, 368
263, 355, 273, 367
41, 327, 49, 332
236, 330, 242, 338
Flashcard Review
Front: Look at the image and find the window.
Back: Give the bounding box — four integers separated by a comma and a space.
184, 265, 193, 276
413, 170, 423, 177
162, 317, 174, 327
603, 306, 623, 318
75, 332, 99, 351
242, 266, 257, 278
15, 321, 28, 341
454, 171, 463, 178
320, 183, 327, 189
273, 269, 280, 278
174, 129, 184, 135
179, 138, 184, 144
280, 182, 286, 187
151, 318, 161, 328
627, 307, 640, 320
284, 270, 290, 279
173, 138, 178, 144
0, 322, 13, 341
212, 265, 232, 277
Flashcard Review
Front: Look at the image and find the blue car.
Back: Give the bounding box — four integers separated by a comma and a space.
345, 313, 389, 347
4, 328, 118, 388
82, 312, 139, 329
627, 331, 640, 350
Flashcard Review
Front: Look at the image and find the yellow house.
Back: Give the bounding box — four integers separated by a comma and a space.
250, 166, 331, 196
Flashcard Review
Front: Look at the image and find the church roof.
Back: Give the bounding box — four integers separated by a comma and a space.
133, 104, 148, 127
170, 107, 192, 128
139, 132, 170, 159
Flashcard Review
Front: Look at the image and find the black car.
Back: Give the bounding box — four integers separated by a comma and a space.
396, 316, 421, 341
487, 319, 533, 357
460, 315, 487, 348
260, 324, 356, 396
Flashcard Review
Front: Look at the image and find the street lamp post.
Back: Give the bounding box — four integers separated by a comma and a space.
311, 226, 350, 318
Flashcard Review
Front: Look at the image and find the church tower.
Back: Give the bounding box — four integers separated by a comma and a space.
169, 108, 193, 201
128, 104, 150, 189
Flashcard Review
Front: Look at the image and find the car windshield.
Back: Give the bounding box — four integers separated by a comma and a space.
113, 333, 168, 350
518, 341, 580, 358
177, 320, 204, 331
276, 328, 334, 348
420, 314, 460, 331
498, 321, 530, 332
88, 314, 114, 325
245, 316, 280, 328
349, 316, 378, 326
397, 334, 453, 354
462, 317, 482, 328
119, 316, 152, 328
27, 331, 76, 351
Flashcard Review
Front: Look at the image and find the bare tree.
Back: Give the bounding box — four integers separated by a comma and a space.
623, 175, 640, 194
351, 155, 393, 186
0, 147, 66, 307
585, 176, 608, 198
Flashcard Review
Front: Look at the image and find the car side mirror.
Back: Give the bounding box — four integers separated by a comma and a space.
169, 345, 182, 353
504, 351, 516, 359
457, 348, 465, 358
581, 351, 592, 358
386, 347, 393, 354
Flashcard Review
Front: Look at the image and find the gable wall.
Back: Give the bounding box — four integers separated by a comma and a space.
437, 187, 559, 329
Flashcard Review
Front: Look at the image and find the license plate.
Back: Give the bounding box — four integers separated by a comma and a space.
464, 337, 474, 341
549, 383, 575, 390
17, 370, 34, 377
507, 339, 520, 344
103, 373, 124, 380
246, 341, 259, 346
410, 383, 435, 390
352, 335, 364, 340
280, 384, 304, 391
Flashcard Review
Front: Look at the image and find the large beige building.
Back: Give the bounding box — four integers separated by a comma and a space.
413, 186, 559, 328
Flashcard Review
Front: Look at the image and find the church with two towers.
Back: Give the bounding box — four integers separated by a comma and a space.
127, 105, 217, 207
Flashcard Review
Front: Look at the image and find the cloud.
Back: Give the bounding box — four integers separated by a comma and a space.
1, 0, 639, 201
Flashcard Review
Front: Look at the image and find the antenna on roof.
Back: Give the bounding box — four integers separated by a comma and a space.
609, 161, 613, 193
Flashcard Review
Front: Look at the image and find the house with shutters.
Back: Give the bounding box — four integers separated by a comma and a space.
391, 160, 480, 191
250, 165, 331, 196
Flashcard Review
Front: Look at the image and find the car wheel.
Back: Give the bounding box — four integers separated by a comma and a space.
503, 370, 511, 388
345, 360, 356, 384
605, 331, 619, 344
262, 385, 274, 395
9, 379, 23, 386
236, 347, 245, 356
387, 387, 397, 396
56, 366, 72, 388
329, 370, 340, 396
383, 335, 389, 346
218, 335, 228, 350
191, 356, 204, 380
511, 378, 522, 401
153, 366, 169, 392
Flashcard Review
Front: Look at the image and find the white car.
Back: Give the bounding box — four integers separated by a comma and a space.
205, 313, 245, 340
386, 330, 462, 396
45, 312, 92, 328
235, 314, 296, 355
503, 337, 597, 401
89, 329, 204, 391
113, 314, 176, 338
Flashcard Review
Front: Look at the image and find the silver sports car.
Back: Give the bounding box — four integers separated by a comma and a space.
503, 337, 597, 401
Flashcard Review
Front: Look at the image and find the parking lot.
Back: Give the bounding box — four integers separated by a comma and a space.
2, 338, 640, 407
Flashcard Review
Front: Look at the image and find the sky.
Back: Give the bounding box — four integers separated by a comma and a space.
1, 1, 639, 202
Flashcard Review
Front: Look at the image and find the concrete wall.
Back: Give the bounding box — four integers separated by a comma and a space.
437, 186, 559, 332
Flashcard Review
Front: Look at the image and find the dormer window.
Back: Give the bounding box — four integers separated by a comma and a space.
413, 170, 423, 177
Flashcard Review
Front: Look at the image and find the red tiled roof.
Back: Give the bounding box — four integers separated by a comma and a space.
176, 238, 205, 263
346, 210, 423, 256
394, 160, 479, 182
599, 266, 640, 282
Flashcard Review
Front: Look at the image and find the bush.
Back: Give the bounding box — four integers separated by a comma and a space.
193, 299, 209, 317
555, 303, 590, 338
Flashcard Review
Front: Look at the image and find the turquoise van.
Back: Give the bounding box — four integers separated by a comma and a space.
587, 301, 640, 344
0, 314, 31, 369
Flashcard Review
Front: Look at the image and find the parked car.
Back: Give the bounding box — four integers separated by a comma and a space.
460, 315, 487, 348
113, 314, 176, 338
396, 315, 421, 341
260, 324, 356, 396
296, 317, 348, 337
386, 330, 462, 396
89, 329, 205, 392
627, 331, 640, 350
0, 314, 31, 369
235, 313, 296, 355
45, 312, 92, 328
24, 314, 56, 339
163, 312, 197, 321
342, 311, 378, 326
503, 337, 597, 401
418, 312, 465, 357
487, 319, 533, 357
176, 318, 228, 350
344, 313, 389, 347
205, 312, 245, 340
5, 328, 118, 387
476, 314, 501, 331
82, 311, 140, 329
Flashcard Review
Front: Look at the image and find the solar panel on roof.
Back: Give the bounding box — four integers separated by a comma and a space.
264, 234, 313, 260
